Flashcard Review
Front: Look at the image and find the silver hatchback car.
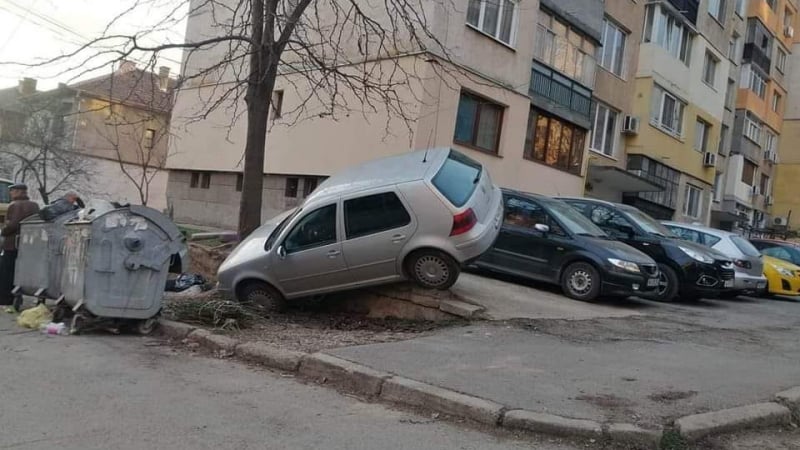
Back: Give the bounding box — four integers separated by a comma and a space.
218, 148, 504, 309
662, 221, 767, 295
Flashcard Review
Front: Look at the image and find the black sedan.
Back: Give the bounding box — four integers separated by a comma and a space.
475, 190, 660, 302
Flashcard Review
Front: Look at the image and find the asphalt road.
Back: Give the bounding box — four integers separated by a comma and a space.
0, 312, 580, 450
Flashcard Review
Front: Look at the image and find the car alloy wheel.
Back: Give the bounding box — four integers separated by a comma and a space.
657, 271, 669, 297
237, 282, 286, 312
414, 255, 450, 288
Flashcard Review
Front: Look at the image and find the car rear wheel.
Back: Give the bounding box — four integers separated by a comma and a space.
560, 262, 601, 302
406, 249, 460, 290
654, 264, 679, 302
237, 281, 286, 313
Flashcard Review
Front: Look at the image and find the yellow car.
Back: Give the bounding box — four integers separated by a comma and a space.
762, 255, 800, 297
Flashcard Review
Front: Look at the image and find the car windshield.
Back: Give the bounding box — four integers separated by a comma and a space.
730, 236, 761, 257
543, 199, 608, 237
265, 208, 300, 250
618, 205, 675, 238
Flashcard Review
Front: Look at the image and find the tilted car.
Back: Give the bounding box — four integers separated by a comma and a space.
475, 190, 659, 302
217, 148, 504, 309
761, 255, 800, 297
557, 198, 735, 302
662, 222, 767, 296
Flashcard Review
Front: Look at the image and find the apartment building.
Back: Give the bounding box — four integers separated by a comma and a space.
167, 0, 609, 229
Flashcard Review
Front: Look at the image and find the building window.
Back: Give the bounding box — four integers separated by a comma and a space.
725, 78, 736, 110
466, 0, 518, 46
777, 48, 787, 73
236, 174, 243, 192
741, 159, 756, 185
303, 177, 318, 197
784, 6, 794, 28
703, 51, 719, 87
650, 84, 686, 137
708, 0, 727, 22
534, 10, 597, 86
590, 103, 618, 157
454, 91, 504, 154
772, 91, 782, 112
719, 124, 730, 155
201, 173, 211, 189
271, 90, 283, 118
760, 174, 770, 197
713, 172, 723, 202
144, 129, 156, 149
765, 129, 777, 153
627, 155, 681, 209
694, 119, 710, 153
766, 0, 776, 11
644, 4, 693, 64
285, 177, 299, 198
744, 112, 762, 144
735, 0, 747, 16
190, 172, 200, 188
599, 18, 627, 77
728, 33, 741, 62
684, 184, 703, 219
525, 108, 586, 175
741, 65, 767, 98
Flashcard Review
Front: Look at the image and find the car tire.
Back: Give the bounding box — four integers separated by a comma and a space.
406, 249, 461, 290
237, 281, 286, 312
654, 264, 679, 302
560, 262, 601, 302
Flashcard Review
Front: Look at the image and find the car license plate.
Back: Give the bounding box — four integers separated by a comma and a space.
724, 280, 734, 288
647, 278, 659, 287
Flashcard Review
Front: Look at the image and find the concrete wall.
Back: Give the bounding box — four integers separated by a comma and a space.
539, 0, 604, 42
84, 156, 168, 210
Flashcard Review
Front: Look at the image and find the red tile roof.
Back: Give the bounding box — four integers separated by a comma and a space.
70, 67, 175, 113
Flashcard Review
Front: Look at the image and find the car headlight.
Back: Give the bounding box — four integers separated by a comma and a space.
678, 246, 715, 264
777, 267, 794, 277
608, 258, 641, 273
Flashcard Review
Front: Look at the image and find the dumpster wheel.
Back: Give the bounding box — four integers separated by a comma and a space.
135, 317, 158, 336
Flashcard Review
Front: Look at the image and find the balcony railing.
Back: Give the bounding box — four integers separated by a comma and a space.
743, 43, 772, 74
530, 62, 592, 119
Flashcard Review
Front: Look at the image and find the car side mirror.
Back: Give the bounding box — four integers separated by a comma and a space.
277, 245, 287, 259
534, 223, 550, 234
618, 225, 635, 239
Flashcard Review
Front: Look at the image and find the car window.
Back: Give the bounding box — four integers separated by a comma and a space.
701, 233, 721, 247
344, 192, 411, 239
588, 205, 635, 239
617, 205, 675, 237
762, 246, 793, 262
431, 150, 482, 207
667, 226, 702, 244
284, 204, 337, 252
504, 197, 565, 237
730, 236, 761, 257
266, 208, 301, 250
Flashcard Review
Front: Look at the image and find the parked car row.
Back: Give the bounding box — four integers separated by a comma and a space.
217, 149, 791, 309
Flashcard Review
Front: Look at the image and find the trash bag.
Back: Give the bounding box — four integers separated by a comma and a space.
165, 273, 207, 292
39, 198, 80, 221
17, 304, 53, 329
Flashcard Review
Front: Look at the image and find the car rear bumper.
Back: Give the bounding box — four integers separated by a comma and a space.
734, 273, 768, 292
453, 191, 504, 263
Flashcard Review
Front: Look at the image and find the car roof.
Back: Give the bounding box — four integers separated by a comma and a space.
308, 148, 450, 203
661, 221, 733, 238
501, 188, 549, 201
556, 196, 626, 209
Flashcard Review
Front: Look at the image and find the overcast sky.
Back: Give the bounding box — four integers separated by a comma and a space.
0, 0, 187, 91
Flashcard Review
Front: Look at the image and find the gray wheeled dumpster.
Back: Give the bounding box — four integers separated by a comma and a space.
13, 209, 80, 300
59, 205, 187, 334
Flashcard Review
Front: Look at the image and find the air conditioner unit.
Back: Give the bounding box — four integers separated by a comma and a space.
785, 26, 795, 38
622, 115, 640, 135
774, 216, 788, 226
766, 195, 774, 206
703, 151, 717, 167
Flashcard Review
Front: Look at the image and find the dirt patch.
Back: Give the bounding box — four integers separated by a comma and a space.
647, 390, 698, 403
187, 243, 230, 283
690, 426, 800, 450
575, 394, 633, 409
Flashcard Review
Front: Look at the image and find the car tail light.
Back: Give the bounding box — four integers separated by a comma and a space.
451, 208, 477, 236
734, 259, 752, 269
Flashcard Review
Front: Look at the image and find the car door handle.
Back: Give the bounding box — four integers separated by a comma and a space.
327, 250, 341, 258
391, 234, 406, 243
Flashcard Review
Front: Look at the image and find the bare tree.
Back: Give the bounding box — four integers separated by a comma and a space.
4, 0, 465, 236
0, 108, 94, 204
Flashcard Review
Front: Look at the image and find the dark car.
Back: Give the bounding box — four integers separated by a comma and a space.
475, 190, 660, 302
557, 197, 735, 302
749, 239, 800, 265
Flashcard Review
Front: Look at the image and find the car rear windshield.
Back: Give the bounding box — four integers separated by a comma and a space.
730, 235, 761, 257
431, 150, 482, 207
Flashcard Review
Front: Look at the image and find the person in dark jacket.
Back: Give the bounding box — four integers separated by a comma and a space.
0, 184, 40, 308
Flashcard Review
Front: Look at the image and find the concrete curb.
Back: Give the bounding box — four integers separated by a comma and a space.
380, 376, 505, 425
158, 320, 796, 448
674, 402, 792, 442
298, 353, 392, 397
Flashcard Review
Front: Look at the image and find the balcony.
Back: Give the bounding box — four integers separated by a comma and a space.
530, 61, 592, 120
666, 0, 700, 25
742, 43, 772, 74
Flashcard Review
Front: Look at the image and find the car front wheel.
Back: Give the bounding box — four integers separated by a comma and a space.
654, 264, 679, 302
561, 262, 601, 302
237, 281, 286, 312
406, 249, 460, 290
